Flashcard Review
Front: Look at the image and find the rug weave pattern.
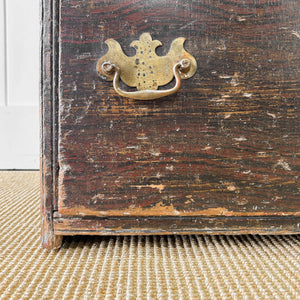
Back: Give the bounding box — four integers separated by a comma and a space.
0, 171, 299, 299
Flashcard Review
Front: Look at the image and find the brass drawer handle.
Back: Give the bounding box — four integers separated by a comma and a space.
101, 59, 191, 100
97, 33, 197, 100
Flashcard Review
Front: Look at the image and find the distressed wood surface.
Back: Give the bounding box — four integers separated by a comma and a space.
57, 0, 300, 218
40, 0, 62, 249
53, 215, 300, 236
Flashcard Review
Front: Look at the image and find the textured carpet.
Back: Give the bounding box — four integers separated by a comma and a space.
0, 171, 299, 299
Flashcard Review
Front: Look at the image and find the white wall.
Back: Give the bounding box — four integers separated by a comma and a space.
0, 0, 5, 106
0, 0, 39, 169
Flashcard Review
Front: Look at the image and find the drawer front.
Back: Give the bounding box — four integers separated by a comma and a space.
57, 0, 300, 217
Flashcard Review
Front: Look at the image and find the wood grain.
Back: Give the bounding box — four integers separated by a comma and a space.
53, 215, 300, 236
57, 0, 300, 217
40, 0, 62, 249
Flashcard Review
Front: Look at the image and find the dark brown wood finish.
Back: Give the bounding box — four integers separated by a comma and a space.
54, 215, 300, 236
41, 0, 62, 249
58, 0, 300, 216
42, 0, 300, 248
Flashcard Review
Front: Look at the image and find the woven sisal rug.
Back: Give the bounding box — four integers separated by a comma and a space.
0, 171, 299, 299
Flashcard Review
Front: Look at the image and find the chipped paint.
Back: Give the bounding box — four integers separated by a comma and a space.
91, 193, 105, 204
243, 93, 252, 98
230, 72, 239, 87
233, 136, 247, 142
236, 16, 247, 22
227, 184, 238, 192
166, 165, 174, 171
58, 203, 300, 217
132, 184, 165, 193
267, 112, 277, 118
126, 145, 139, 149
257, 152, 268, 157
236, 198, 249, 206
275, 159, 292, 171
291, 30, 300, 39
201, 146, 212, 151
136, 134, 148, 140
149, 149, 161, 156
185, 195, 195, 204
59, 203, 230, 217
219, 75, 232, 79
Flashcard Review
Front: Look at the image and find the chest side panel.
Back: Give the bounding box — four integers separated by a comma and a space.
58, 0, 300, 217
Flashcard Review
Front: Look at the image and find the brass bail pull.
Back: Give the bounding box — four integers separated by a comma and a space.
97, 33, 197, 100
101, 59, 191, 100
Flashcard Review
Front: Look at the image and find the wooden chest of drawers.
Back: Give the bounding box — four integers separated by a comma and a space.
41, 0, 300, 249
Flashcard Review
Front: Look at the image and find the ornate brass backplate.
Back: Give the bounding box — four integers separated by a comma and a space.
97, 33, 197, 100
